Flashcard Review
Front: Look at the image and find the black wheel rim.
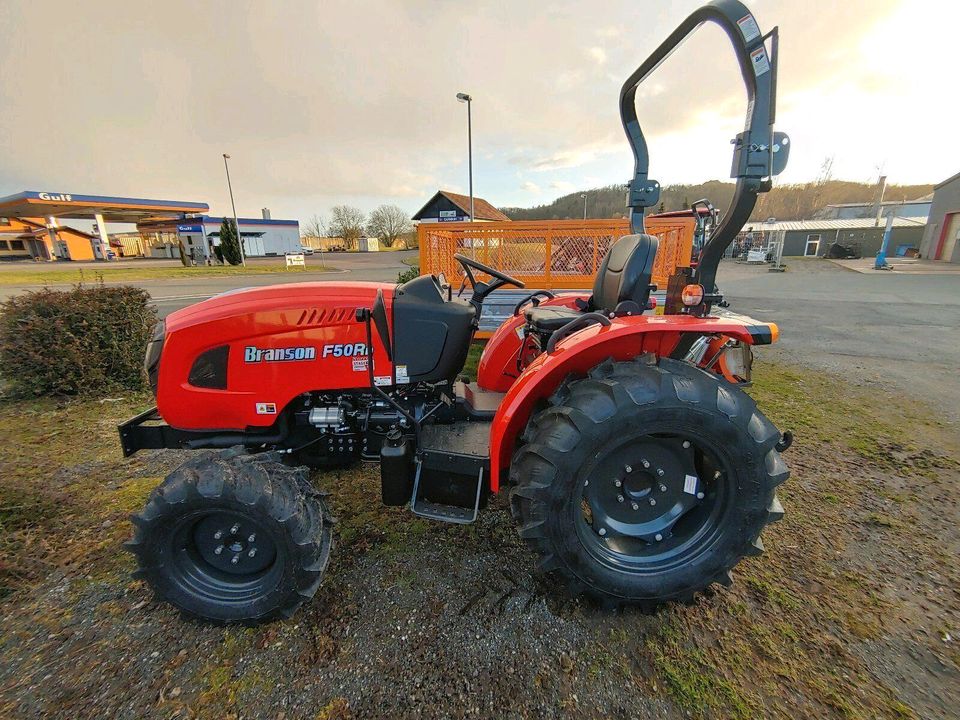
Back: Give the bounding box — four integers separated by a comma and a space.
574, 430, 734, 574
167, 509, 282, 605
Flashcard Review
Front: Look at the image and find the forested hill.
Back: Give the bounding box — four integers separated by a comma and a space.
501, 180, 934, 222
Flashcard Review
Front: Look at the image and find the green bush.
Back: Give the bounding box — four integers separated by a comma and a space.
0, 283, 157, 397
219, 217, 243, 265
397, 265, 420, 283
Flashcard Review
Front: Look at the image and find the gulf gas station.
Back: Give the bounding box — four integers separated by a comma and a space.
0, 190, 300, 262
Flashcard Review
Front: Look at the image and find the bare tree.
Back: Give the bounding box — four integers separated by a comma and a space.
367, 204, 413, 248
301, 214, 326, 240
329, 205, 366, 250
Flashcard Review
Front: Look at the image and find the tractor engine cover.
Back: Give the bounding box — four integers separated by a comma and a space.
154, 282, 396, 431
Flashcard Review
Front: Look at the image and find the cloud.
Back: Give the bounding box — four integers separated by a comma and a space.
587, 47, 607, 65
521, 181, 541, 193
550, 181, 576, 193
0, 0, 944, 224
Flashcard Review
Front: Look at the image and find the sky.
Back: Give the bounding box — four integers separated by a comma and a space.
0, 0, 957, 229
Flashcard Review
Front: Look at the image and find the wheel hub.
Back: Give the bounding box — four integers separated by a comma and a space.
194, 513, 276, 575
584, 438, 703, 543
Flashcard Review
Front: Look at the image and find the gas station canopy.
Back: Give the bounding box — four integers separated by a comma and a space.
0, 190, 209, 223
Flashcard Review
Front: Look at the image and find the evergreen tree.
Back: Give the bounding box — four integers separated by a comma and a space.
219, 218, 243, 265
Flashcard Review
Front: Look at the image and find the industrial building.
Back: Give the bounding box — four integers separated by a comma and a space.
741, 217, 926, 258
412, 190, 511, 223
136, 214, 300, 262
918, 172, 960, 263
0, 190, 210, 261
817, 199, 931, 220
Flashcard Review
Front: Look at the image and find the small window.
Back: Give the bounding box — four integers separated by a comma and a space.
188, 345, 230, 389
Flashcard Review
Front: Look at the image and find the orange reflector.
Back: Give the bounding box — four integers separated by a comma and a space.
681, 284, 705, 306
768, 323, 779, 343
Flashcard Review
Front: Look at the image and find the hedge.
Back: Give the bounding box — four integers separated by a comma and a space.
0, 284, 157, 397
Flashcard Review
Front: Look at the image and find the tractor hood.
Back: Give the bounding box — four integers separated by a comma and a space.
165, 281, 393, 333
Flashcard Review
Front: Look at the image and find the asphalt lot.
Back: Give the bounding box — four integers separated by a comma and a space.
718, 258, 960, 422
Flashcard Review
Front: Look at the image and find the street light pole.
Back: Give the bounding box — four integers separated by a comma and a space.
222, 153, 246, 266
581, 193, 588, 220
456, 92, 474, 225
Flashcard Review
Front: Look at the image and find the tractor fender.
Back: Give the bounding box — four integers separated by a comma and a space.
488, 313, 777, 491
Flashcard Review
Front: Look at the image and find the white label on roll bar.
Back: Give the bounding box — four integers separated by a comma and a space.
750, 47, 770, 76
737, 13, 761, 43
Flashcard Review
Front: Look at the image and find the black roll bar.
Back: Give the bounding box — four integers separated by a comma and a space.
620, 0, 790, 314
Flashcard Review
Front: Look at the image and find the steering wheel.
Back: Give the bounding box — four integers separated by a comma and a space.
454, 253, 524, 289
453, 253, 525, 309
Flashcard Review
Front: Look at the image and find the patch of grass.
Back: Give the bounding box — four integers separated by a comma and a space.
0, 263, 337, 286
0, 393, 155, 597
649, 630, 753, 719
462, 340, 485, 381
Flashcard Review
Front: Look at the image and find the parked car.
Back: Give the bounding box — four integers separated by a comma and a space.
299, 245, 315, 255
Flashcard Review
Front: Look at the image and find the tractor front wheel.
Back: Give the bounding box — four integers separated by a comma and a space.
509, 356, 788, 606
126, 449, 333, 624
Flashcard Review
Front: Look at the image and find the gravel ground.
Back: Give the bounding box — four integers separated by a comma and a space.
1, 358, 958, 719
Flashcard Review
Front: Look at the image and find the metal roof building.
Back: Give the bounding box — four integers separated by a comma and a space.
741, 217, 926, 258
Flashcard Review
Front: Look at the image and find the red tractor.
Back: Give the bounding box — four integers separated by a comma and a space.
121, 0, 792, 623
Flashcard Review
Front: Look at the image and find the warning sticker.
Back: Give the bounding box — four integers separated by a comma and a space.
395, 364, 409, 384
352, 356, 368, 372
255, 402, 277, 415
737, 13, 761, 43
750, 46, 770, 76
683, 474, 699, 495
515, 325, 526, 341
374, 375, 392, 387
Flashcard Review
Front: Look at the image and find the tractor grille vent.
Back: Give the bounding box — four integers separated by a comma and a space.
295, 306, 354, 327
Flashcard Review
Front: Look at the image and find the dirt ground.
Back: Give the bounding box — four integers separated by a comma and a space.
0, 357, 957, 719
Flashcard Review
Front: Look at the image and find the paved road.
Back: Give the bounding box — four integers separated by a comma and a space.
0, 251, 417, 312
718, 259, 960, 421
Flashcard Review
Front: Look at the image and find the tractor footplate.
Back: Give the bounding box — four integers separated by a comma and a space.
410, 462, 484, 524
411, 421, 490, 524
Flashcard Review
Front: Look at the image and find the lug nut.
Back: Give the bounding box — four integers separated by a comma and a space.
655, 533, 663, 542
649, 498, 657, 506
682, 440, 691, 449
657, 468, 664, 477
247, 534, 256, 543
697, 492, 705, 499
631, 502, 639, 510
214, 545, 224, 555
598, 528, 607, 536
214, 530, 223, 540
617, 494, 624, 503
642, 459, 650, 469
231, 555, 240, 565
659, 484, 667, 492
614, 479, 622, 488
624, 465, 632, 473
248, 549, 257, 558
230, 524, 240, 534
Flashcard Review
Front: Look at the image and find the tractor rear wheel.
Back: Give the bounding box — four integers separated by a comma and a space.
126, 448, 333, 624
509, 356, 788, 606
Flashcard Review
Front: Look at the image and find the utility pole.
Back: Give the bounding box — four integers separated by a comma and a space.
581, 193, 588, 220
222, 153, 246, 266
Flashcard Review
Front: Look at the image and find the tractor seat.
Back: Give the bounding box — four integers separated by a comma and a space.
524, 233, 659, 335
523, 305, 580, 332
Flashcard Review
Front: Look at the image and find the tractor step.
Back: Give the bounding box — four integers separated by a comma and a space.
411, 420, 490, 524
410, 463, 484, 524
